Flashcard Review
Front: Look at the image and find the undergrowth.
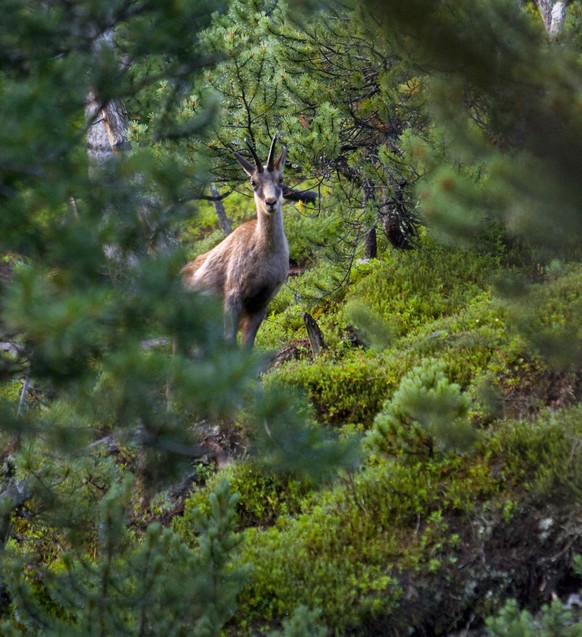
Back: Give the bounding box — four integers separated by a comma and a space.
177, 402, 582, 635
172, 244, 582, 634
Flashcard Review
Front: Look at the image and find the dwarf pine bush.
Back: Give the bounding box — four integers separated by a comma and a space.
366, 359, 478, 459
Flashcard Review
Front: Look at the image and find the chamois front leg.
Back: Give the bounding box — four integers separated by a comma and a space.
225, 295, 243, 345
241, 308, 267, 349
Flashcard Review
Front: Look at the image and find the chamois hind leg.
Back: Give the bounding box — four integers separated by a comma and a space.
241, 307, 267, 349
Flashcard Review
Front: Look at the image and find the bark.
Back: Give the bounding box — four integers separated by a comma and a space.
537, 0, 554, 30
210, 184, 232, 236
86, 30, 176, 262
549, 1, 568, 37
380, 182, 417, 250
87, 88, 138, 270
85, 92, 130, 168
536, 0, 569, 37
364, 228, 377, 260
85, 28, 130, 168
303, 312, 326, 356
362, 178, 378, 259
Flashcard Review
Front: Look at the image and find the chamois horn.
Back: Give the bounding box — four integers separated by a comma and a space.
266, 134, 278, 171
244, 138, 263, 173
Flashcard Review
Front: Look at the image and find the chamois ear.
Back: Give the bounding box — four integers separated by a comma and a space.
233, 150, 256, 177
274, 146, 287, 172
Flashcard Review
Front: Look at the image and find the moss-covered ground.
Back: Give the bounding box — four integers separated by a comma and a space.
174, 237, 582, 635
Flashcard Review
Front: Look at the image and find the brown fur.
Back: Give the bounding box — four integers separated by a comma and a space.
181, 137, 289, 348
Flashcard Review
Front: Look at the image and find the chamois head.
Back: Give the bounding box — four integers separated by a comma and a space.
233, 135, 287, 214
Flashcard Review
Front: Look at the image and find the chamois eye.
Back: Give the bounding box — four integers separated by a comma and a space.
250, 179, 258, 190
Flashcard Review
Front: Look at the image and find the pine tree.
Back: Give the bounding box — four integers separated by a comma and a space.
1, 480, 251, 637
359, 0, 582, 262
195, 0, 427, 292
365, 360, 477, 460
0, 0, 354, 632
346, 0, 582, 374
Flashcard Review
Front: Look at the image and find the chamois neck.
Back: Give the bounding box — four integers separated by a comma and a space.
255, 201, 285, 242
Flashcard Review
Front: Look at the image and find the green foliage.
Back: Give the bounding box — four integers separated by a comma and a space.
3, 0, 582, 635
234, 462, 406, 633
365, 359, 477, 459
343, 300, 395, 351
492, 405, 582, 498
220, 403, 582, 635
345, 239, 500, 336
269, 606, 327, 637
245, 380, 360, 479
2, 479, 251, 637
0, 1, 355, 635
486, 598, 582, 637
282, 197, 347, 269
365, 0, 582, 264
270, 350, 397, 427
175, 461, 314, 534
198, 0, 426, 268
263, 244, 520, 429
505, 264, 582, 369
233, 457, 466, 632
401, 289, 511, 383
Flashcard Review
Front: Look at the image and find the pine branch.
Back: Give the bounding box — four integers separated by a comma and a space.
282, 185, 320, 205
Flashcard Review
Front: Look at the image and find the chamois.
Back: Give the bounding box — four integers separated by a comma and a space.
181, 135, 289, 348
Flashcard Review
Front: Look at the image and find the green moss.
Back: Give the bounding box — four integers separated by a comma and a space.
174, 461, 314, 538
345, 240, 499, 336
233, 455, 495, 634
491, 405, 582, 496
226, 405, 582, 635
235, 462, 409, 633
506, 264, 582, 369
170, 233, 582, 634
255, 301, 309, 350
258, 240, 517, 428
265, 287, 534, 428
268, 350, 397, 427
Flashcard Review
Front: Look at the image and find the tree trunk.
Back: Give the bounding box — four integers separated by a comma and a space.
380, 182, 416, 250
85, 27, 130, 168
364, 228, 377, 259
85, 92, 130, 168
537, 0, 553, 30
536, 0, 569, 37
85, 31, 176, 264
210, 184, 232, 236
362, 178, 378, 259
549, 1, 568, 37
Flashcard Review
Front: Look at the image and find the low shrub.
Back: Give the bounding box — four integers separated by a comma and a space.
345, 240, 500, 336
365, 359, 478, 460
226, 404, 582, 635
268, 350, 398, 427
174, 461, 314, 537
